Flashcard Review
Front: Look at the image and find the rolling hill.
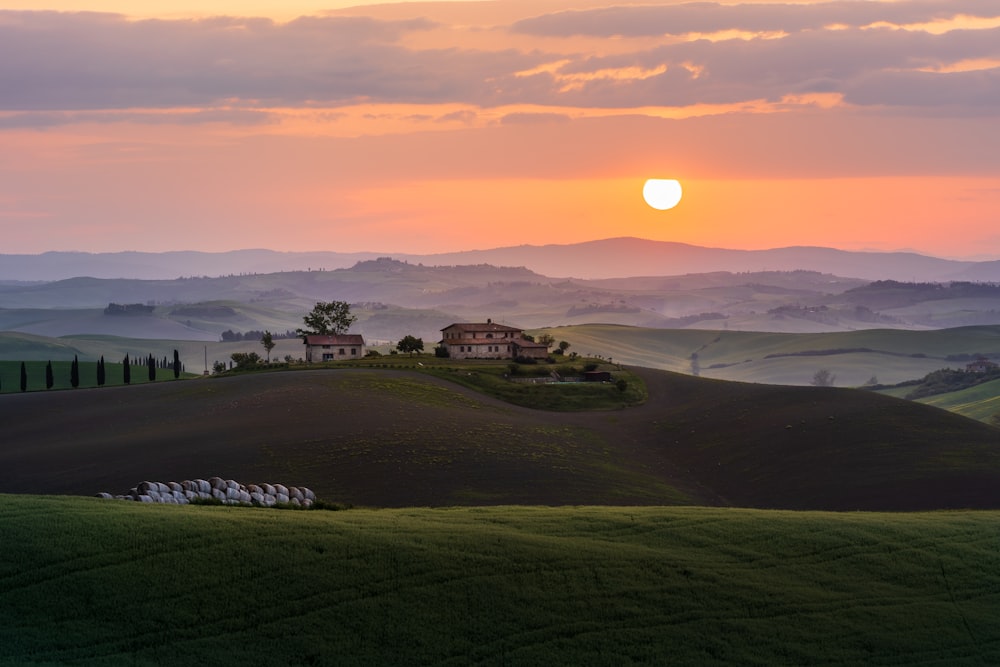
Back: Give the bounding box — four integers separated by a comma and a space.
2, 497, 997, 665
537, 324, 1000, 386
2, 366, 998, 511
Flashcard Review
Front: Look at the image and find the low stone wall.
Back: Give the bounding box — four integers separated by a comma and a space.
97, 477, 316, 508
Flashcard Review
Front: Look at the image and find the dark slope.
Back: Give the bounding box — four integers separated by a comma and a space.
1, 368, 998, 510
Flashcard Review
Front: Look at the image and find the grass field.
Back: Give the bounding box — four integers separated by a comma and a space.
537, 324, 1000, 386
1, 495, 997, 665
0, 359, 198, 393
917, 378, 1000, 424
3, 367, 999, 510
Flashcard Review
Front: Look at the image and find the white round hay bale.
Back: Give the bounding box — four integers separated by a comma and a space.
262, 483, 276, 495
172, 490, 185, 501
262, 493, 276, 507
196, 479, 211, 494
274, 484, 288, 496
168, 481, 183, 493
225, 479, 239, 491
156, 482, 170, 494
302, 487, 316, 502
199, 491, 212, 499
250, 491, 264, 505
302, 498, 313, 509
184, 490, 197, 500
147, 489, 162, 501
247, 484, 262, 495
96, 492, 113, 499
138, 494, 153, 503
291, 497, 301, 507
181, 480, 195, 492
276, 492, 289, 504
237, 490, 250, 504
209, 476, 225, 490
225, 487, 239, 500
137, 481, 155, 494
211, 488, 226, 501
289, 487, 304, 502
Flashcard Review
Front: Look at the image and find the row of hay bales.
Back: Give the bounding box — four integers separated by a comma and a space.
96, 477, 316, 508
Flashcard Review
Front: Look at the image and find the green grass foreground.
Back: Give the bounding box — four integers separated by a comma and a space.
2, 496, 998, 665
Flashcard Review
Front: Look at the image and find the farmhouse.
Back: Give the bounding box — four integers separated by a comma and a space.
440, 319, 549, 360
303, 334, 365, 362
966, 358, 998, 373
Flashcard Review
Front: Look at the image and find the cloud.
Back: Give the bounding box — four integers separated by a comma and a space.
0, 3, 997, 117
511, 1, 999, 38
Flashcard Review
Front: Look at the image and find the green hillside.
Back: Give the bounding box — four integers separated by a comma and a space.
3, 367, 999, 510
536, 324, 1000, 386
918, 378, 1000, 424
1, 496, 997, 665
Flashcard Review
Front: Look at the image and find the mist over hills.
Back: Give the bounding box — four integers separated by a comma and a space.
2, 237, 995, 282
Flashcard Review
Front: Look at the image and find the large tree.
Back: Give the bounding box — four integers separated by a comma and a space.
147, 354, 156, 382
172, 349, 181, 379
97, 355, 106, 387
70, 355, 80, 388
297, 301, 356, 338
123, 354, 131, 385
396, 335, 424, 356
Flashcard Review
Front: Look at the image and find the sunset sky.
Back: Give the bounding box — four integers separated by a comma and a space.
2, 1, 998, 257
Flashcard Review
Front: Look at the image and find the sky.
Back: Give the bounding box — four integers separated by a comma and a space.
1, 0, 999, 258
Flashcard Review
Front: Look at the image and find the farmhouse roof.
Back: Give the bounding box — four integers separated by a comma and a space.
441, 322, 522, 333
304, 334, 365, 345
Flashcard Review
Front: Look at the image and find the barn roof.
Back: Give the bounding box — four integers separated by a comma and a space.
304, 334, 365, 345
440, 322, 522, 333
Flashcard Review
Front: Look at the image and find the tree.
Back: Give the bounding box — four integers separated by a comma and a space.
396, 335, 424, 356
97, 355, 106, 387
231, 352, 262, 369
536, 333, 555, 348
297, 301, 356, 338
811, 369, 836, 387
70, 355, 80, 388
45, 361, 54, 390
123, 354, 131, 385
173, 349, 181, 379
147, 354, 156, 381
261, 331, 276, 362
20, 362, 27, 392
558, 341, 571, 354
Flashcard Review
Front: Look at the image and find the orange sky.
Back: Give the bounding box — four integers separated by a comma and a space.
1, 1, 999, 257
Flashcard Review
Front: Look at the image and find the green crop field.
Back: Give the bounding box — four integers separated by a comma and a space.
536, 324, 1000, 386
917, 378, 1000, 424
1, 496, 997, 665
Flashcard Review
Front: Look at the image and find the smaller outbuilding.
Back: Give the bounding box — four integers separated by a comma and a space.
582, 370, 612, 382
304, 334, 365, 362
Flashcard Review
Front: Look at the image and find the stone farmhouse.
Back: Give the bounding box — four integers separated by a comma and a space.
303, 334, 365, 362
439, 319, 549, 360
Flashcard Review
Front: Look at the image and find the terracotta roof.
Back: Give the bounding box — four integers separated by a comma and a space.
512, 340, 549, 349
440, 322, 522, 333
304, 334, 365, 345
442, 338, 516, 346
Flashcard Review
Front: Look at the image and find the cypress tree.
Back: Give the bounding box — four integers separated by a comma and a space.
123, 354, 131, 384
20, 362, 27, 392
147, 354, 156, 381
97, 356, 106, 387
45, 361, 53, 390
173, 349, 181, 379
70, 355, 80, 388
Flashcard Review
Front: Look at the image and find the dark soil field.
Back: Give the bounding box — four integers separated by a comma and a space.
2, 367, 999, 510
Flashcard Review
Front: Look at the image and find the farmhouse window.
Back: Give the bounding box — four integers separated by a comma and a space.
339, 348, 345, 355
351, 348, 357, 355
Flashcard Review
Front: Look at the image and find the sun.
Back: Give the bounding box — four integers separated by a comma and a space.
643, 179, 683, 210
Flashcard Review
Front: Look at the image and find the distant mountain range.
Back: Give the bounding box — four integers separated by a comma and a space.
3, 237, 999, 282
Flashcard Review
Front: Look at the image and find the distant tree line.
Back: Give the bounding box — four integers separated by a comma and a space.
104, 302, 155, 315
220, 329, 297, 342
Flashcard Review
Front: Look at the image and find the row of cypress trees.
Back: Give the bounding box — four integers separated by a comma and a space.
3, 350, 182, 393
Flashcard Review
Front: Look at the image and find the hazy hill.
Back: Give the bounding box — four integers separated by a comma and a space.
2, 237, 995, 282
2, 367, 998, 511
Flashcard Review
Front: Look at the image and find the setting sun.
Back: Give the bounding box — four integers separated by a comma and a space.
642, 179, 683, 211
